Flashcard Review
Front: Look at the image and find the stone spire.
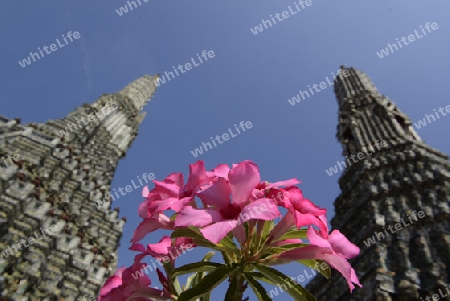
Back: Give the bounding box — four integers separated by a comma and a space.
306, 67, 450, 300
0, 75, 158, 299
334, 66, 421, 159
118, 74, 159, 111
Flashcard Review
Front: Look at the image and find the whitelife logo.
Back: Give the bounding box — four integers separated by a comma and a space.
18, 31, 81, 68
95, 172, 155, 210
156, 50, 216, 87
250, 0, 313, 35
0, 225, 59, 262
363, 210, 425, 247
190, 121, 253, 158
376, 22, 439, 59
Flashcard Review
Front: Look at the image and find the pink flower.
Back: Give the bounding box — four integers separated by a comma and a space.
278, 227, 362, 291
279, 186, 329, 238
146, 161, 212, 215
131, 213, 174, 244
130, 236, 173, 261
130, 237, 195, 262
99, 262, 171, 301
175, 161, 281, 243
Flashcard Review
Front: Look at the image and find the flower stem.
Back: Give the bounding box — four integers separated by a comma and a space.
229, 274, 247, 301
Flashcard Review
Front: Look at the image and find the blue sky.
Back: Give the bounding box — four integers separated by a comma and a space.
1, 1, 450, 299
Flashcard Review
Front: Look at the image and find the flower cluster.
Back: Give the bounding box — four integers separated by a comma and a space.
99, 160, 362, 301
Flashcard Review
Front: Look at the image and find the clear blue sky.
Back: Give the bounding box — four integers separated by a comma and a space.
1, 1, 450, 299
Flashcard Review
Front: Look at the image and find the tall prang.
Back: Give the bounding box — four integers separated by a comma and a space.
0, 74, 159, 300
306, 67, 450, 300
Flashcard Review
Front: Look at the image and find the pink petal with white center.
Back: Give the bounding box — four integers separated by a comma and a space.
200, 220, 238, 244
229, 161, 260, 207
175, 206, 223, 227
238, 198, 280, 223
197, 177, 231, 209
328, 230, 360, 259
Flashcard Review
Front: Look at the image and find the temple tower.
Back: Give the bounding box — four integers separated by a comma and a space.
306, 67, 450, 300
0, 75, 159, 300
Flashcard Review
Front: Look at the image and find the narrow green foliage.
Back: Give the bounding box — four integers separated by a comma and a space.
178, 264, 239, 301
255, 264, 317, 301
244, 272, 272, 301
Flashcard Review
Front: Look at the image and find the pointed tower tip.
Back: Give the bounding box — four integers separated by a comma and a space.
119, 75, 159, 111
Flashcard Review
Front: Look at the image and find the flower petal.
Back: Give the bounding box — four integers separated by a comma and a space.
306, 226, 331, 249
271, 211, 296, 242
328, 230, 360, 259
142, 186, 149, 198
265, 178, 301, 189
153, 180, 182, 197
166, 172, 184, 188
197, 177, 231, 209
146, 236, 172, 256
208, 163, 230, 179
175, 206, 223, 227
200, 220, 238, 244
238, 198, 280, 223
229, 161, 260, 207
293, 211, 329, 239
131, 214, 174, 244
185, 160, 207, 194
232, 223, 246, 245
99, 275, 122, 297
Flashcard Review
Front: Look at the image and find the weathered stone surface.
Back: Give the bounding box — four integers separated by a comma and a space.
306, 67, 450, 300
0, 75, 159, 299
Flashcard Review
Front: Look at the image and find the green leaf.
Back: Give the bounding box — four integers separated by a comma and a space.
185, 252, 216, 290
254, 264, 316, 301
171, 228, 238, 260
264, 243, 309, 258
298, 259, 331, 279
217, 234, 241, 257
172, 262, 224, 277
173, 276, 182, 295
244, 273, 272, 301
178, 264, 239, 301
185, 273, 198, 290
245, 272, 274, 285
261, 220, 275, 241
202, 251, 216, 262
171, 227, 206, 241
276, 229, 308, 241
